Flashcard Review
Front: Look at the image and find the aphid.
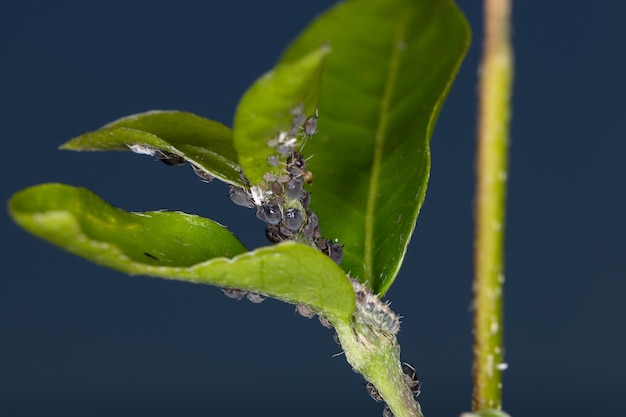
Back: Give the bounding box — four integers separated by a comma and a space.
229, 186, 254, 208
332, 332, 341, 346
304, 115, 318, 137
263, 172, 278, 182
286, 152, 306, 175
306, 211, 318, 228
283, 208, 303, 231
262, 203, 282, 225
299, 191, 311, 208
191, 164, 213, 182
382, 404, 394, 417
318, 315, 332, 329
156, 150, 185, 166
366, 383, 383, 402
295, 304, 315, 319
328, 240, 343, 264
301, 223, 316, 240
246, 292, 265, 303
127, 143, 156, 156
401, 362, 421, 397
265, 224, 286, 243
267, 155, 280, 167
250, 186, 266, 206
285, 178, 304, 199
270, 182, 283, 196
222, 288, 247, 300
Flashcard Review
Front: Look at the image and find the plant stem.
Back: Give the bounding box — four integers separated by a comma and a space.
472, 0, 513, 412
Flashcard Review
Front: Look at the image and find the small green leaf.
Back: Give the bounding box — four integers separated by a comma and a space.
233, 46, 328, 185
9, 183, 247, 268
281, 0, 471, 294
9, 184, 355, 323
62, 110, 246, 187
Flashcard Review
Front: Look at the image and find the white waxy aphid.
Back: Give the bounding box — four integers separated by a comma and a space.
127, 143, 157, 156
250, 186, 266, 206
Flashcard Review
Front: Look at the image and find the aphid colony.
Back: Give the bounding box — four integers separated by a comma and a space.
228, 106, 343, 266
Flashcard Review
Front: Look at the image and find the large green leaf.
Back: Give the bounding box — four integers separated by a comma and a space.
62, 111, 247, 187
280, 0, 470, 294
9, 183, 247, 266
233, 46, 327, 186
8, 184, 354, 323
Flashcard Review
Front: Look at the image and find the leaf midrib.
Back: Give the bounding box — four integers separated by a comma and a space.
363, 18, 408, 291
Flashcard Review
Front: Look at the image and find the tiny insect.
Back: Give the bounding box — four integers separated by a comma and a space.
229, 186, 254, 208
156, 150, 185, 166
401, 362, 421, 397
283, 207, 303, 231
366, 383, 383, 402
262, 203, 282, 225
191, 164, 213, 182
295, 304, 315, 319
222, 288, 247, 300
382, 404, 394, 417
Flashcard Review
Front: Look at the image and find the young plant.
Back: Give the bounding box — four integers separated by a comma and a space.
8, 1, 475, 416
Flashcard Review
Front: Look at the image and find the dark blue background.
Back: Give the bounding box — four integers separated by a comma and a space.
2, 1, 624, 416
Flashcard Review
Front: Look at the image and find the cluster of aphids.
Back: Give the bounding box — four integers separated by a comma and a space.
366, 362, 422, 417
228, 105, 344, 266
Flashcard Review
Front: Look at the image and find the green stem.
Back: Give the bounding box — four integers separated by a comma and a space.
335, 321, 423, 417
472, 0, 513, 411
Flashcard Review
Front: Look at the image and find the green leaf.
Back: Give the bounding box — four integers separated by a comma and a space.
233, 46, 328, 185
9, 183, 248, 267
280, 0, 471, 294
9, 184, 355, 323
61, 110, 247, 187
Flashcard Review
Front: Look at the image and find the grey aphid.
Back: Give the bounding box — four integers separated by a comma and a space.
295, 304, 315, 319
284, 208, 303, 231
262, 203, 282, 225
328, 240, 344, 264
382, 404, 394, 417
191, 165, 213, 182
299, 191, 311, 208
229, 186, 254, 208
222, 288, 247, 300
306, 211, 318, 228
302, 223, 316, 240
285, 178, 304, 199
304, 116, 318, 136
267, 155, 280, 166
318, 315, 332, 329
366, 383, 383, 402
270, 182, 283, 196
265, 224, 286, 243
401, 362, 421, 396
156, 150, 185, 166
246, 292, 265, 303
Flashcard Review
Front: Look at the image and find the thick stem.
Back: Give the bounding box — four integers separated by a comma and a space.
472, 0, 513, 411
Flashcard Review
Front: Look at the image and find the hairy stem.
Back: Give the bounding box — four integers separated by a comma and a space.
472, 0, 513, 411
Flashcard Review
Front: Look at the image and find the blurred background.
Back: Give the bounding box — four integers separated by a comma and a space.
2, 1, 624, 416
